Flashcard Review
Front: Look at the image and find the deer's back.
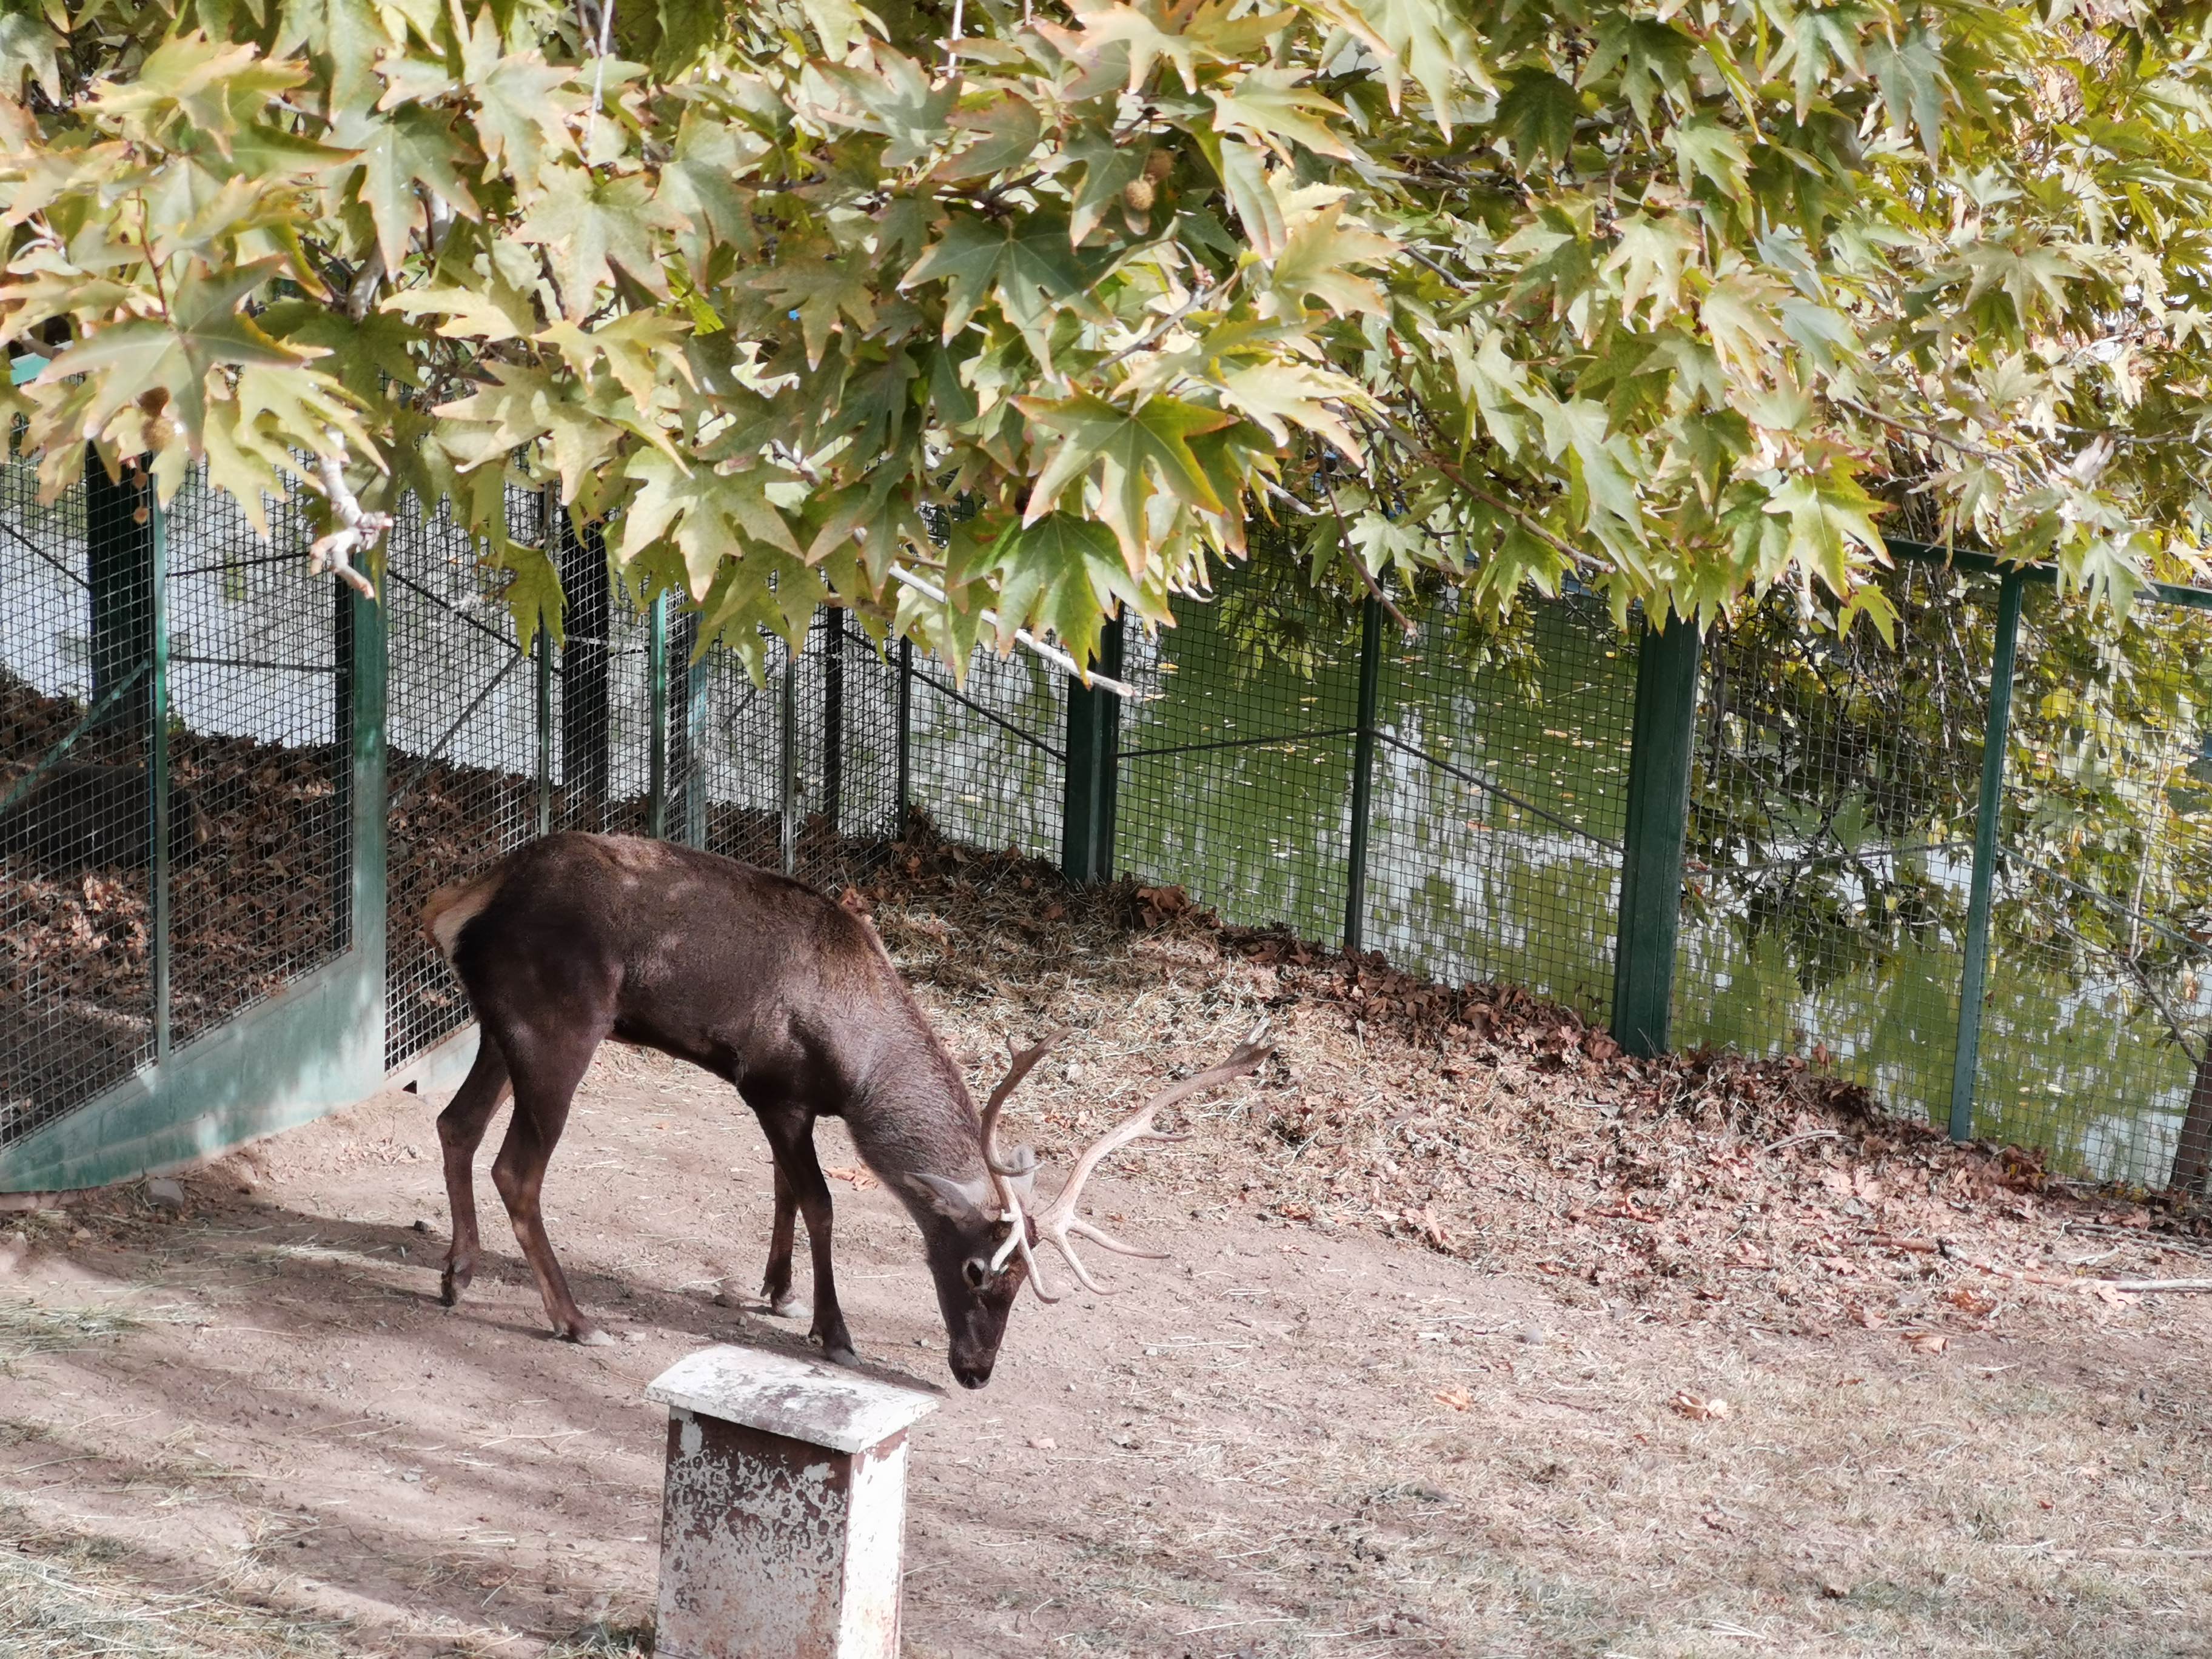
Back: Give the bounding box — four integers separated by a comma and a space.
429, 833, 916, 1098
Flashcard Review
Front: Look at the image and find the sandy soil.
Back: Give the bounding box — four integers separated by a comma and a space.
5, 857, 2212, 1657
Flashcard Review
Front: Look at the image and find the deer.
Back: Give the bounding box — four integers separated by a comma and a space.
420, 831, 1270, 1388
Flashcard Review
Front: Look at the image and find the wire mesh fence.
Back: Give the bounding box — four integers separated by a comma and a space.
1368, 591, 1637, 1018
1118, 572, 1361, 949
1974, 587, 2212, 1188
162, 472, 350, 1049
15, 453, 2212, 1199
382, 488, 545, 1068
1672, 564, 1997, 1128
0, 454, 154, 1145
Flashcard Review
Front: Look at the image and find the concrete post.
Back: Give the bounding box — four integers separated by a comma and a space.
645, 1347, 938, 1659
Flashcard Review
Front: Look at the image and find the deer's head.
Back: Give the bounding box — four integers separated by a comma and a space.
907, 1027, 1272, 1389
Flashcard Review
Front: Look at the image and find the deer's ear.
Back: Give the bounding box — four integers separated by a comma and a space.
907, 1172, 991, 1221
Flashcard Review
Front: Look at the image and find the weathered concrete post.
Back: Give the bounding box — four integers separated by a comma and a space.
645, 1347, 938, 1659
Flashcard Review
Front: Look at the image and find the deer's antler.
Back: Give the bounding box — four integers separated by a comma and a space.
978, 1031, 1066, 1299
1017, 1024, 1273, 1302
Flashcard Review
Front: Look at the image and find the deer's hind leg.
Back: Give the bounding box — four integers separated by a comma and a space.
488, 1011, 612, 1344
437, 1036, 513, 1308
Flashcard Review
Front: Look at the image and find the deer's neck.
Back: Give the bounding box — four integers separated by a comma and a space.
845, 1034, 985, 1186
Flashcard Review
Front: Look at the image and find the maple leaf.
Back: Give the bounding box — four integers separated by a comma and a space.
1264, 198, 1395, 317
618, 450, 802, 597
1216, 361, 1367, 458
985, 512, 1148, 665
1605, 214, 1701, 325
936, 94, 1044, 183
90, 32, 308, 155
455, 10, 581, 187
1494, 67, 1581, 173
751, 252, 879, 369
1210, 66, 1355, 162
901, 213, 1110, 344
346, 106, 483, 273
1017, 390, 1238, 568
517, 168, 682, 320
32, 259, 309, 449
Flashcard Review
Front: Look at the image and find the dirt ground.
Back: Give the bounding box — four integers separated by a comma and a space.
6, 850, 2212, 1658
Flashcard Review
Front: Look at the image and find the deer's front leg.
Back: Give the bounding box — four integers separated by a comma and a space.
760, 1162, 804, 1317
436, 1037, 512, 1307
761, 1114, 856, 1366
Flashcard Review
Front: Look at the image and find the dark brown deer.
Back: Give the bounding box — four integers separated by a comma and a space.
421, 832, 1268, 1387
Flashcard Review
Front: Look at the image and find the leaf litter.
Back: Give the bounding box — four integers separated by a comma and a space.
863, 817, 2212, 1346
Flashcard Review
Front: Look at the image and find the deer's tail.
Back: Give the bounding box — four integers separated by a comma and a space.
422, 866, 505, 964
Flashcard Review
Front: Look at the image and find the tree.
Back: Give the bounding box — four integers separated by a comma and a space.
3, 0, 2211, 678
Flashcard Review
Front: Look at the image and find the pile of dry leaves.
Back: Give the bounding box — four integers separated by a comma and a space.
857, 821, 2212, 1342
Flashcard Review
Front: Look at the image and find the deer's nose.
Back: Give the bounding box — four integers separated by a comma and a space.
950, 1355, 994, 1389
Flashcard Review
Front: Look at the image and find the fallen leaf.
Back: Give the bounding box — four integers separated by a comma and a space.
1027, 1435, 1056, 1450
1943, 1286, 1997, 1316
1669, 1390, 1729, 1421
1434, 1387, 1473, 1411
1903, 1332, 1946, 1355
823, 1166, 879, 1190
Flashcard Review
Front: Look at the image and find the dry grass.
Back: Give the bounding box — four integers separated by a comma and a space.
0, 1505, 352, 1658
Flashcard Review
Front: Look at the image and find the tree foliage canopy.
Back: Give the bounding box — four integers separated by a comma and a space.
4, 0, 2211, 669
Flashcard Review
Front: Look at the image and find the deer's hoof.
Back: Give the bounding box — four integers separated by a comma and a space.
814, 1333, 859, 1367
769, 1296, 810, 1320
566, 1324, 616, 1348
439, 1265, 470, 1307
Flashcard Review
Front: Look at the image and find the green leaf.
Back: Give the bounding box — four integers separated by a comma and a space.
750, 252, 878, 369
936, 94, 1044, 184
1017, 390, 1239, 566
1065, 124, 1147, 245
0, 6, 61, 101
985, 512, 1147, 666
456, 9, 580, 189
1673, 115, 1751, 201
348, 107, 481, 274
900, 212, 1108, 343
1217, 361, 1365, 457
1493, 68, 1581, 173
617, 449, 802, 597
1215, 138, 1286, 258
516, 168, 682, 320
1210, 66, 1356, 162
33, 259, 309, 448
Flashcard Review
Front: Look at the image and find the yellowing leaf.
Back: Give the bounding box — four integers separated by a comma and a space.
618, 449, 802, 597
1017, 390, 1238, 568
516, 168, 682, 320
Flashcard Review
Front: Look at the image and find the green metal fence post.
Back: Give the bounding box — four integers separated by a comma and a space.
647, 592, 669, 839
821, 608, 845, 836
896, 637, 913, 836
1949, 571, 2025, 1143
85, 449, 155, 734
1060, 614, 1125, 883
779, 638, 799, 875
148, 492, 170, 1064
1343, 594, 1384, 954
1610, 611, 1703, 1057
534, 628, 553, 838
347, 564, 388, 1057
683, 615, 708, 846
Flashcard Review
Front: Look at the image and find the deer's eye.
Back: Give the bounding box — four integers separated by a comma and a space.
962, 1258, 990, 1289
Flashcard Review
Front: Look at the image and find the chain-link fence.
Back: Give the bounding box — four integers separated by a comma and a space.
13, 450, 2212, 1198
